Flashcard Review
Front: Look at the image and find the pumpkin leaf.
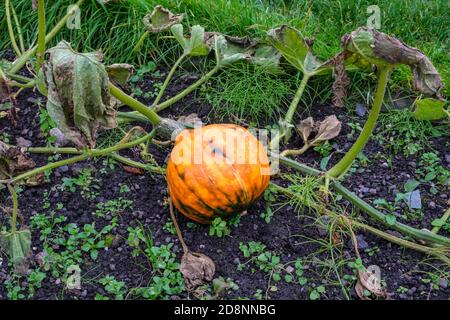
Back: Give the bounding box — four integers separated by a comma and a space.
106, 63, 135, 87
143, 5, 183, 33
267, 25, 331, 76
413, 98, 448, 121
342, 27, 443, 98
42, 41, 117, 148
0, 229, 31, 275
296, 117, 314, 143
171, 24, 210, 57
310, 115, 342, 146
180, 251, 216, 291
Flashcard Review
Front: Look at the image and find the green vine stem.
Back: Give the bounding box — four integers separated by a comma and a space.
275, 154, 450, 247
109, 83, 161, 125
272, 182, 449, 265
269, 74, 310, 150
432, 207, 450, 235
5, 0, 21, 56
36, 0, 46, 72
6, 184, 19, 233
10, 1, 25, 54
8, 0, 86, 75
1, 130, 156, 185
327, 67, 392, 179
152, 53, 187, 107
133, 30, 150, 53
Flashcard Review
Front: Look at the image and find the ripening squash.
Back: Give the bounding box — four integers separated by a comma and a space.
167, 124, 270, 224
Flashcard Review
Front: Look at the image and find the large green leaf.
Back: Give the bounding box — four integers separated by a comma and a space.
413, 98, 448, 120
0, 229, 31, 275
143, 5, 183, 33
267, 25, 331, 76
171, 24, 210, 57
42, 41, 116, 148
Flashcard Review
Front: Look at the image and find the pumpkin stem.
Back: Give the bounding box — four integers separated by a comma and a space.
169, 198, 189, 254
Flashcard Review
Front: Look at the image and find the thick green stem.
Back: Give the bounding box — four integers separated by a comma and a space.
275, 155, 450, 247
109, 83, 161, 125
36, 0, 46, 72
8, 0, 86, 75
154, 65, 220, 112
7, 184, 18, 233
2, 131, 155, 184
269, 74, 310, 150
152, 53, 187, 107
5, 0, 21, 56
327, 67, 391, 179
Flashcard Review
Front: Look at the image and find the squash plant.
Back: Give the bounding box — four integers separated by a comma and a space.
1, 1, 449, 283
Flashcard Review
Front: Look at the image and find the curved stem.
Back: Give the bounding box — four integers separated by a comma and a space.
133, 30, 150, 53
3, 131, 155, 184
152, 53, 186, 107
327, 67, 391, 179
36, 0, 46, 72
109, 83, 161, 125
9, 0, 86, 75
432, 207, 450, 234
154, 65, 220, 112
280, 143, 310, 157
7, 184, 19, 233
6, 0, 21, 56
275, 155, 450, 247
169, 198, 189, 254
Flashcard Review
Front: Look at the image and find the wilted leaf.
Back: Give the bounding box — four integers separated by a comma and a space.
355, 268, 387, 300
171, 24, 210, 57
180, 251, 215, 291
0, 74, 12, 103
413, 98, 447, 121
0, 229, 31, 275
42, 41, 116, 148
267, 25, 331, 76
296, 117, 314, 143
310, 115, 342, 145
341, 27, 443, 98
106, 63, 135, 87
143, 5, 183, 33
123, 166, 144, 175
178, 113, 202, 128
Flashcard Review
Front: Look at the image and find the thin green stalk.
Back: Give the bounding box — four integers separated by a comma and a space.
5, 0, 21, 56
152, 53, 187, 107
109, 83, 161, 125
432, 207, 450, 234
36, 0, 46, 72
154, 65, 220, 112
117, 111, 152, 124
269, 74, 310, 150
7, 184, 18, 233
275, 155, 450, 247
110, 153, 165, 175
10, 1, 25, 54
327, 67, 392, 179
2, 131, 155, 184
133, 30, 150, 53
8, 0, 86, 75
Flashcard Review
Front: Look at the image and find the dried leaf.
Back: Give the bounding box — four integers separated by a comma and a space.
342, 27, 443, 98
310, 115, 342, 146
177, 113, 203, 128
106, 63, 135, 87
143, 5, 183, 33
0, 229, 31, 275
42, 41, 117, 148
296, 117, 314, 143
0, 140, 35, 177
355, 268, 387, 300
180, 251, 215, 291
171, 24, 210, 57
123, 166, 144, 175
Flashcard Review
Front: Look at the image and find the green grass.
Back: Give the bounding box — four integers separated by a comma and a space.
0, 0, 448, 124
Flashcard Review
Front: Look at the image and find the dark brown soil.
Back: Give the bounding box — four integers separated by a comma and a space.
0, 53, 449, 300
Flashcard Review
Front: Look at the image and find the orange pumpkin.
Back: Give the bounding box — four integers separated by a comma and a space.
166, 124, 270, 224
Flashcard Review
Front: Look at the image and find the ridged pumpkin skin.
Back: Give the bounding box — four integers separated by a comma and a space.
167, 124, 270, 224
